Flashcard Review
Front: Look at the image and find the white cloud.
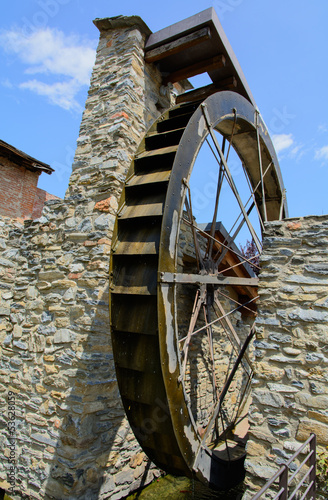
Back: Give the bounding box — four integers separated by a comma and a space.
289, 144, 306, 162
318, 124, 328, 134
0, 78, 14, 89
272, 133, 294, 154
0, 27, 96, 111
20, 79, 81, 111
315, 145, 328, 161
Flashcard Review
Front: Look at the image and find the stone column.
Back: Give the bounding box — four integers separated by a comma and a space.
66, 15, 175, 203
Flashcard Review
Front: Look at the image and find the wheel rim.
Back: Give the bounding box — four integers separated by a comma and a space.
110, 91, 287, 489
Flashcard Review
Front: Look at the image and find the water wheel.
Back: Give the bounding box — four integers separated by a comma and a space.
109, 90, 287, 489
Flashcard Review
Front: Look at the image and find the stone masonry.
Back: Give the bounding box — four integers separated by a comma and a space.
1, 11, 328, 500
0, 15, 186, 500
244, 215, 328, 498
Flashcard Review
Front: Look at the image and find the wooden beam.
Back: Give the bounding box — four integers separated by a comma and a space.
176, 77, 237, 104
159, 272, 258, 287
145, 27, 211, 63
163, 54, 226, 85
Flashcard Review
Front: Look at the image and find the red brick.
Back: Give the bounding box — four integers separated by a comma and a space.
0, 155, 60, 219
68, 273, 83, 279
110, 111, 129, 121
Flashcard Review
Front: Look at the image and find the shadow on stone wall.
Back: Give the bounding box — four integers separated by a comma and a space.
29, 198, 159, 500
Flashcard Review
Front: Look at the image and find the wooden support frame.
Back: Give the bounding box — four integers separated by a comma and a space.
163, 54, 226, 85
176, 77, 237, 104
145, 27, 211, 63
145, 7, 256, 105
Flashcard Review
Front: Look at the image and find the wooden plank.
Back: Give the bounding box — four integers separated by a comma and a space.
164, 54, 226, 85
126, 170, 171, 187
135, 144, 178, 159
111, 295, 158, 335
112, 332, 160, 371
145, 27, 211, 63
117, 366, 166, 405
119, 201, 164, 219
112, 285, 156, 296
114, 240, 158, 255
176, 77, 237, 104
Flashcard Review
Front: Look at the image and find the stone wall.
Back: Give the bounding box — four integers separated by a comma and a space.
0, 16, 184, 500
31, 190, 60, 220
244, 215, 328, 498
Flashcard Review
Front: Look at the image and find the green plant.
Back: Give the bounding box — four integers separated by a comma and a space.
317, 446, 328, 493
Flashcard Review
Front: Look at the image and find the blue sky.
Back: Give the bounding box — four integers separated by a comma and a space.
1, 1, 328, 219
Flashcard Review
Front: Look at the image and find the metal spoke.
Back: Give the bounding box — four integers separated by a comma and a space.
205, 137, 234, 193
182, 217, 261, 271
206, 111, 237, 261
213, 293, 255, 372
215, 287, 257, 316
203, 303, 218, 400
224, 161, 273, 253
179, 295, 258, 343
184, 181, 204, 272
210, 303, 252, 376
214, 201, 257, 268
217, 252, 260, 276
238, 161, 274, 233
206, 136, 226, 260
201, 103, 262, 253
179, 287, 205, 383
196, 328, 255, 453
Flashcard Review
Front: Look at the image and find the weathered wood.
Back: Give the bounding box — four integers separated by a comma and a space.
145, 27, 211, 63
176, 77, 237, 104
159, 272, 258, 287
135, 144, 178, 159
114, 240, 158, 255
164, 54, 226, 85
118, 190, 165, 220
126, 170, 171, 187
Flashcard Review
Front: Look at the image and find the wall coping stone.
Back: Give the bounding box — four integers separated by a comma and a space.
93, 15, 152, 36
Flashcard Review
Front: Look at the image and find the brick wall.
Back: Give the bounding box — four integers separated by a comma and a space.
0, 155, 60, 220
0, 157, 40, 219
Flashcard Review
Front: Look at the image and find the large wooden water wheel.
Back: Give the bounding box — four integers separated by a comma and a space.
109, 9, 287, 491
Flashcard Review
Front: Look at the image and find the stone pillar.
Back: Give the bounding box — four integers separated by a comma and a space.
0, 15, 183, 500
66, 15, 175, 202
244, 215, 328, 498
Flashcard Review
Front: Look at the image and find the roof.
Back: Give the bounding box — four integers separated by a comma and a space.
0, 139, 53, 175
197, 221, 257, 303
198, 221, 256, 278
